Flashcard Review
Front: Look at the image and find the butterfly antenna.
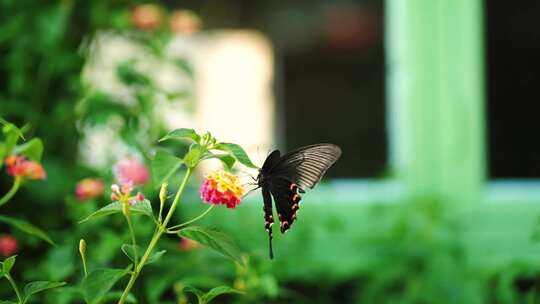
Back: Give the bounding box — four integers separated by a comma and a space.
242, 185, 260, 198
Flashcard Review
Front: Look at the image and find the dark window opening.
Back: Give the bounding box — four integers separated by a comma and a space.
486, 1, 540, 178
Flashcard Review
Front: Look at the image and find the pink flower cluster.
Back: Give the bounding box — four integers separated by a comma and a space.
111, 181, 145, 205
5, 155, 46, 180
200, 170, 245, 209
114, 158, 150, 186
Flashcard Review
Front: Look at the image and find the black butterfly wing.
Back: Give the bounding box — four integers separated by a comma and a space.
269, 143, 342, 190
261, 177, 300, 259
269, 177, 301, 233
262, 187, 275, 259
259, 143, 341, 259
261, 149, 281, 172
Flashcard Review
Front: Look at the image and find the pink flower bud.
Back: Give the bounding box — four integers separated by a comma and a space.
169, 10, 202, 34
0, 235, 18, 257
179, 237, 199, 251
111, 184, 120, 193
75, 178, 105, 200
132, 4, 162, 31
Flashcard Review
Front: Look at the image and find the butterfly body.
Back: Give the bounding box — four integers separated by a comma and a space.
256, 144, 342, 259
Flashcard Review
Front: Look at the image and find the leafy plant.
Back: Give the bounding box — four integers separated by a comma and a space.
0, 118, 53, 244
78, 128, 256, 303
0, 256, 65, 304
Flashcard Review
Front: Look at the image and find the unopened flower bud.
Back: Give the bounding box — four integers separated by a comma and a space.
79, 239, 87, 256
159, 182, 168, 204
111, 184, 120, 193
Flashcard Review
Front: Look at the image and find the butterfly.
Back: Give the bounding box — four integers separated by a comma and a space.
254, 143, 342, 259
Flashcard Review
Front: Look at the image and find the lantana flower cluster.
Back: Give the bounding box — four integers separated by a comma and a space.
111, 181, 145, 205
5, 155, 46, 180
200, 170, 245, 208
114, 158, 150, 186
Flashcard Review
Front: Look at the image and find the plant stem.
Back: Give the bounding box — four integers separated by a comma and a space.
0, 177, 21, 208
124, 213, 138, 265
167, 204, 215, 232
5, 273, 22, 303
81, 254, 88, 278
118, 168, 193, 304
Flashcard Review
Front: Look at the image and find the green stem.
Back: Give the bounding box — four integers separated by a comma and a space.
118, 168, 193, 304
167, 204, 215, 232
81, 254, 88, 278
5, 274, 22, 303
124, 213, 138, 265
0, 177, 21, 208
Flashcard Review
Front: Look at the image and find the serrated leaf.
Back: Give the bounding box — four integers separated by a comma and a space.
121, 244, 166, 265
13, 138, 43, 161
160, 128, 200, 143
213, 143, 257, 169
131, 199, 154, 218
203, 152, 236, 171
0, 215, 54, 245
23, 281, 66, 302
82, 267, 131, 304
79, 200, 154, 223
178, 226, 242, 263
203, 286, 243, 303
1, 255, 16, 275
152, 149, 183, 186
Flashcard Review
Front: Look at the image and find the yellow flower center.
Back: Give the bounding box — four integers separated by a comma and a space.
207, 170, 245, 198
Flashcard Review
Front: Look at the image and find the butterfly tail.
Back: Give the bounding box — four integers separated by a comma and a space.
262, 187, 275, 260
268, 233, 274, 259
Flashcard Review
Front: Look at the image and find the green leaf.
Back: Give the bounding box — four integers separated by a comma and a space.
152, 149, 183, 186
0, 300, 17, 304
203, 286, 243, 303
202, 152, 236, 171
121, 244, 166, 265
178, 226, 242, 263
0, 215, 54, 245
160, 128, 200, 143
1, 255, 16, 275
132, 199, 154, 218
213, 143, 257, 169
79, 200, 154, 223
82, 267, 131, 304
0, 117, 24, 140
1, 126, 22, 162
184, 144, 203, 168
23, 281, 66, 302
13, 138, 43, 161
181, 286, 204, 304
